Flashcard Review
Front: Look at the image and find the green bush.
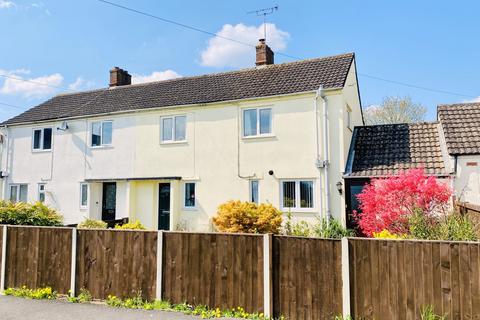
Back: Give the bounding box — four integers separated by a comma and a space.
313, 218, 355, 239
282, 212, 312, 237
0, 201, 62, 226
4, 286, 56, 300
77, 219, 107, 229
420, 305, 446, 320
409, 212, 477, 241
114, 220, 146, 230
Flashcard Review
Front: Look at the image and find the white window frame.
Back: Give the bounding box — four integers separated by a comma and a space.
183, 182, 196, 209
346, 105, 352, 130
90, 120, 113, 148
242, 107, 273, 138
250, 180, 259, 204
280, 179, 315, 212
32, 127, 53, 152
10, 184, 28, 203
160, 115, 187, 143
80, 183, 89, 209
38, 183, 46, 203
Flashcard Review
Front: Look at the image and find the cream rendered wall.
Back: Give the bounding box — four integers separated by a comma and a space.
454, 156, 480, 205
2, 116, 134, 224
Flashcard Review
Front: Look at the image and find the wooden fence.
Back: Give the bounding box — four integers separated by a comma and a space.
3, 225, 480, 319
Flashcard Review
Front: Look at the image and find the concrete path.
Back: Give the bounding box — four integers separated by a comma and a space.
0, 295, 202, 320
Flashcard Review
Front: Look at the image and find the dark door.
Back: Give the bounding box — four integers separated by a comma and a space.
102, 182, 116, 221
158, 183, 171, 230
345, 178, 370, 230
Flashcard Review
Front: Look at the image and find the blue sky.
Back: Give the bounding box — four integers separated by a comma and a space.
1, 0, 479, 122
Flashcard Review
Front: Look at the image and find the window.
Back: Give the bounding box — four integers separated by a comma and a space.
184, 182, 196, 208
91, 121, 113, 147
38, 184, 46, 203
10, 184, 28, 203
346, 105, 352, 130
243, 108, 272, 137
80, 183, 88, 208
161, 115, 186, 142
32, 128, 52, 151
250, 180, 259, 204
281, 180, 314, 210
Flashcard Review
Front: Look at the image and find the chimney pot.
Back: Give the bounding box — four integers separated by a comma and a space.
110, 67, 131, 87
255, 38, 274, 66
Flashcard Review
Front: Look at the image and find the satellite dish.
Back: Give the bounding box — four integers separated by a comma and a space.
57, 121, 69, 131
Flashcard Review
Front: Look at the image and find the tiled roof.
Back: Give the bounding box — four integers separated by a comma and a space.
345, 122, 447, 177
437, 102, 480, 155
3, 53, 354, 125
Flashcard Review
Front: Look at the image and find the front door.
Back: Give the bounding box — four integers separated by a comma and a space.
345, 178, 370, 231
158, 183, 171, 230
102, 182, 116, 221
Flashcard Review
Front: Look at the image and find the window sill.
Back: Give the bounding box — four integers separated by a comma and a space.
242, 134, 276, 140
32, 149, 52, 153
182, 207, 198, 211
160, 140, 188, 145
90, 145, 114, 150
281, 208, 317, 213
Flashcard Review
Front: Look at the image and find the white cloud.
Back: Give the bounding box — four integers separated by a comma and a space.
200, 23, 290, 68
0, 70, 63, 98
68, 77, 95, 91
131, 70, 181, 84
0, 1, 15, 9
464, 97, 480, 103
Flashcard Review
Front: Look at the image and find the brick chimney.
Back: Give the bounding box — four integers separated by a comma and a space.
109, 67, 131, 87
255, 39, 274, 66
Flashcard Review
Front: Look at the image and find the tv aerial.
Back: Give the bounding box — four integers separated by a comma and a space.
247, 5, 279, 41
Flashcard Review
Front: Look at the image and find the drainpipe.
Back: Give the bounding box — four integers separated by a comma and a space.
2, 125, 8, 201
314, 87, 324, 220
319, 87, 331, 220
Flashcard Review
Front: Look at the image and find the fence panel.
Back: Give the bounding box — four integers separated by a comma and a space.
162, 232, 264, 313
75, 229, 157, 300
349, 238, 480, 320
272, 236, 343, 320
5, 226, 72, 294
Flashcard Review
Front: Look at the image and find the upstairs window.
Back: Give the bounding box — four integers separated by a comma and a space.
32, 128, 52, 151
243, 108, 272, 137
91, 121, 112, 147
10, 184, 28, 203
281, 180, 314, 210
161, 115, 186, 142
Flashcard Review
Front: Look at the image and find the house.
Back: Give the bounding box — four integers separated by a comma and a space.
343, 122, 449, 228
0, 40, 363, 231
437, 102, 480, 205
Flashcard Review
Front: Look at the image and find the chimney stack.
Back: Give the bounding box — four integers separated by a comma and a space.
255, 39, 274, 66
109, 67, 131, 87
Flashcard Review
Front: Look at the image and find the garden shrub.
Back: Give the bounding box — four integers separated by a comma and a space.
213, 200, 282, 234
373, 229, 407, 239
420, 305, 446, 320
282, 212, 312, 237
0, 201, 62, 226
312, 217, 355, 239
4, 286, 56, 300
77, 219, 107, 229
409, 212, 477, 241
114, 220, 146, 230
356, 169, 452, 236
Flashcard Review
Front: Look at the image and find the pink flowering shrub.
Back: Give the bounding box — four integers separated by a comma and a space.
356, 169, 452, 237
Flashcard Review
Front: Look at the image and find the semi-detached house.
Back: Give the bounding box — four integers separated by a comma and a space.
0, 41, 363, 231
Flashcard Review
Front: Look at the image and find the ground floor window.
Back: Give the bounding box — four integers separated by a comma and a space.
80, 183, 88, 208
281, 180, 314, 210
10, 184, 28, 203
38, 184, 46, 202
184, 182, 196, 208
250, 180, 259, 204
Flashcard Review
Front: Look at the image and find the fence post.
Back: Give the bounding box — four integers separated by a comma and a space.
156, 230, 164, 301
341, 237, 351, 317
0, 225, 6, 293
70, 228, 77, 297
263, 233, 273, 317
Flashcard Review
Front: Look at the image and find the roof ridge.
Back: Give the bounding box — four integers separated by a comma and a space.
55, 52, 355, 97
356, 121, 438, 128
438, 102, 480, 108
